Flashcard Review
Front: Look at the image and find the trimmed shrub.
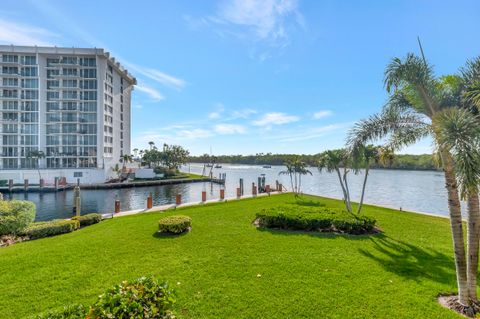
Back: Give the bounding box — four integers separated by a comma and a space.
154, 167, 178, 178
23, 219, 80, 239
256, 205, 376, 235
71, 213, 102, 227
29, 304, 88, 319
0, 200, 36, 236
88, 276, 176, 319
158, 215, 191, 234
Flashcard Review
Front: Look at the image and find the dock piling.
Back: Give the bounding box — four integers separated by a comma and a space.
147, 193, 153, 209
114, 196, 121, 214
220, 189, 225, 200
176, 194, 182, 206
202, 191, 207, 202
24, 179, 29, 192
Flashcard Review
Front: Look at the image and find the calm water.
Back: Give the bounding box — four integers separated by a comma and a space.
7, 164, 452, 221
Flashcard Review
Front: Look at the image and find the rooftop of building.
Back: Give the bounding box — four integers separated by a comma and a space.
0, 45, 136, 85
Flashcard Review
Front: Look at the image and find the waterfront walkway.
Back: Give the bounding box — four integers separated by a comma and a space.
102, 190, 284, 219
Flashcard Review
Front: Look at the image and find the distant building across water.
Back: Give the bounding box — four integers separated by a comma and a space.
0, 45, 136, 184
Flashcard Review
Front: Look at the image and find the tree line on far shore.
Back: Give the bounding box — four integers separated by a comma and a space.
187, 153, 437, 171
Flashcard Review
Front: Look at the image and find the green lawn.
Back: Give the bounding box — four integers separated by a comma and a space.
0, 194, 464, 318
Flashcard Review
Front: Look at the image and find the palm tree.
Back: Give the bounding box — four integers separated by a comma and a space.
292, 158, 312, 195
26, 150, 45, 183
148, 141, 155, 150
347, 52, 480, 312
120, 154, 133, 170
350, 145, 378, 215
317, 149, 352, 213
279, 160, 295, 193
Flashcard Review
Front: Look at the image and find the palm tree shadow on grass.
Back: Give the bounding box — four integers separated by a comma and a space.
359, 236, 456, 285
255, 226, 384, 241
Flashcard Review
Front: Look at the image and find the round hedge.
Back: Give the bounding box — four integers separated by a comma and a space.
158, 215, 191, 234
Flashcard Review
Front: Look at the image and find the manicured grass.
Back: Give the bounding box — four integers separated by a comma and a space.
0, 194, 464, 318
179, 173, 205, 179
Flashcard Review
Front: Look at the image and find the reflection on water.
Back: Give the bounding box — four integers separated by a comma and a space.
8, 164, 451, 221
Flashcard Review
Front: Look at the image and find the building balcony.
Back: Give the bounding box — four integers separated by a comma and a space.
0, 93, 19, 99
0, 84, 20, 89
0, 72, 21, 77
0, 60, 20, 65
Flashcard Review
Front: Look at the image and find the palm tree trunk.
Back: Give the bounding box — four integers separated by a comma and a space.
335, 168, 351, 213
357, 167, 369, 215
467, 187, 480, 301
299, 174, 302, 194
294, 173, 298, 194
289, 173, 294, 193
441, 150, 469, 305
343, 168, 352, 213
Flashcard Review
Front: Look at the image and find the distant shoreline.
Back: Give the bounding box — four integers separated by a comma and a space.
188, 153, 438, 171
187, 161, 440, 172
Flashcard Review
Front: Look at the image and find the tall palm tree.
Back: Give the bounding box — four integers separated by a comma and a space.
317, 149, 352, 213
350, 145, 378, 215
279, 160, 295, 193
293, 158, 312, 195
347, 53, 480, 312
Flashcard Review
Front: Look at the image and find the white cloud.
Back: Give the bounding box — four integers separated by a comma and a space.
133, 126, 213, 149
0, 18, 58, 46
313, 110, 333, 119
252, 112, 299, 126
208, 103, 225, 119
133, 104, 143, 109
230, 108, 257, 119
135, 84, 164, 101
276, 124, 349, 142
178, 129, 212, 139
208, 112, 221, 119
125, 63, 186, 90
216, 0, 302, 44
214, 124, 246, 135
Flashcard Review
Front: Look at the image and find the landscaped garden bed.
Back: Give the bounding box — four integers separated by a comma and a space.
0, 200, 103, 247
31, 276, 176, 319
255, 203, 377, 235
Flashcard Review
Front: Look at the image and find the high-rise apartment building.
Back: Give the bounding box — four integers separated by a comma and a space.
0, 45, 136, 183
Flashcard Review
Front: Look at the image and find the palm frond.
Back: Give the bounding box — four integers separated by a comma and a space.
435, 108, 480, 196
384, 53, 435, 93
347, 107, 429, 152
464, 82, 480, 112
460, 57, 480, 85
386, 124, 431, 150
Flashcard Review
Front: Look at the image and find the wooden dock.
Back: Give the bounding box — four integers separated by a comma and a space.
0, 177, 224, 193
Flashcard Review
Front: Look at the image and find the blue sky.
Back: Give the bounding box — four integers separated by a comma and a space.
1, 0, 479, 155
